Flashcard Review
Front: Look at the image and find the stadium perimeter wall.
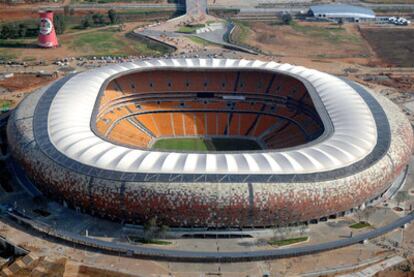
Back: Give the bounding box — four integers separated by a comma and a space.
6, 77, 413, 228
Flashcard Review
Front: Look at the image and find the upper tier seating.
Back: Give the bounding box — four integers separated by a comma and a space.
94, 70, 324, 150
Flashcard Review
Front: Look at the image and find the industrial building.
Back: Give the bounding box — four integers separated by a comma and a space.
308, 4, 376, 23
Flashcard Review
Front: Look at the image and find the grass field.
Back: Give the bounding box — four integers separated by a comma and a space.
230, 20, 370, 60
62, 28, 171, 57
231, 20, 251, 45
177, 24, 205, 34
188, 36, 212, 46
268, 237, 308, 247
0, 26, 173, 62
289, 21, 362, 45
152, 137, 262, 151
0, 39, 31, 60
0, 100, 13, 112
127, 236, 172, 245
349, 222, 371, 229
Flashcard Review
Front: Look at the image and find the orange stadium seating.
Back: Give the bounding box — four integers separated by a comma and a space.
172, 113, 185, 136
183, 113, 196, 136
206, 113, 217, 135
152, 113, 173, 136
107, 119, 151, 148
217, 113, 228, 135
136, 114, 159, 136
95, 70, 324, 149
195, 113, 206, 135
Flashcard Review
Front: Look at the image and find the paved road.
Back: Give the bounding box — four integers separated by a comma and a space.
339, 256, 406, 277
32, 1, 413, 14
8, 210, 414, 262
210, 1, 414, 13
137, 27, 256, 55
35, 3, 184, 11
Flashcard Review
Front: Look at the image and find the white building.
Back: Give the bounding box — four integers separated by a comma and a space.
309, 4, 376, 22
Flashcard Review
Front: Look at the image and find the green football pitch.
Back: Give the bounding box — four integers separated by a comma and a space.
151, 137, 262, 152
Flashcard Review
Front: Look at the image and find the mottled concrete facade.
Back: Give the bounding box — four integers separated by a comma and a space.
7, 85, 413, 228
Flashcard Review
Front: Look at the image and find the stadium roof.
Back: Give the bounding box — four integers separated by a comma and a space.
45, 59, 377, 175
309, 4, 376, 19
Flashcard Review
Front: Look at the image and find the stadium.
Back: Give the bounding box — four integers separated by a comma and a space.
6, 58, 414, 229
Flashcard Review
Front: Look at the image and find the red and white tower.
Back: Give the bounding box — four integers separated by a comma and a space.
38, 10, 59, 48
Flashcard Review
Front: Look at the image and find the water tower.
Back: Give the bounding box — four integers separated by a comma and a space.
38, 10, 59, 48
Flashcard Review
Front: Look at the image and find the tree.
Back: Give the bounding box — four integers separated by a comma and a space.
158, 225, 169, 239
81, 16, 91, 29
63, 5, 70, 16
143, 217, 157, 241
54, 14, 66, 35
18, 23, 28, 38
281, 13, 293, 25
92, 13, 105, 25
108, 9, 119, 25
0, 24, 17, 39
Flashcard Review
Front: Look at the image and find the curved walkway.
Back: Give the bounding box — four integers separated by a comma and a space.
7, 210, 414, 263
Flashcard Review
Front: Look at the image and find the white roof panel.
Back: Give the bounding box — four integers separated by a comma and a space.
45, 58, 377, 175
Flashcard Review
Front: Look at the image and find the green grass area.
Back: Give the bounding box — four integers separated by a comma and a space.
349, 222, 371, 229
231, 20, 251, 44
0, 40, 23, 60
64, 29, 122, 55
0, 39, 35, 48
206, 20, 219, 25
22, 56, 36, 62
268, 237, 308, 247
0, 52, 17, 61
188, 36, 213, 46
117, 9, 171, 15
289, 21, 362, 45
62, 28, 170, 57
211, 137, 262, 151
177, 24, 205, 34
153, 138, 209, 151
0, 100, 13, 112
152, 137, 262, 152
128, 236, 172, 245
177, 26, 197, 34
72, 0, 165, 2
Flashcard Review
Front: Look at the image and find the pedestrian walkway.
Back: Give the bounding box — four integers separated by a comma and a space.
339, 255, 405, 277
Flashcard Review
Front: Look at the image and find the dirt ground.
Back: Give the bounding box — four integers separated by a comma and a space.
0, 73, 57, 108
356, 72, 414, 94
237, 21, 380, 66
0, 73, 56, 92
0, 9, 39, 23
360, 26, 414, 67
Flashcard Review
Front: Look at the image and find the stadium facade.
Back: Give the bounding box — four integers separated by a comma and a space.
7, 59, 413, 228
